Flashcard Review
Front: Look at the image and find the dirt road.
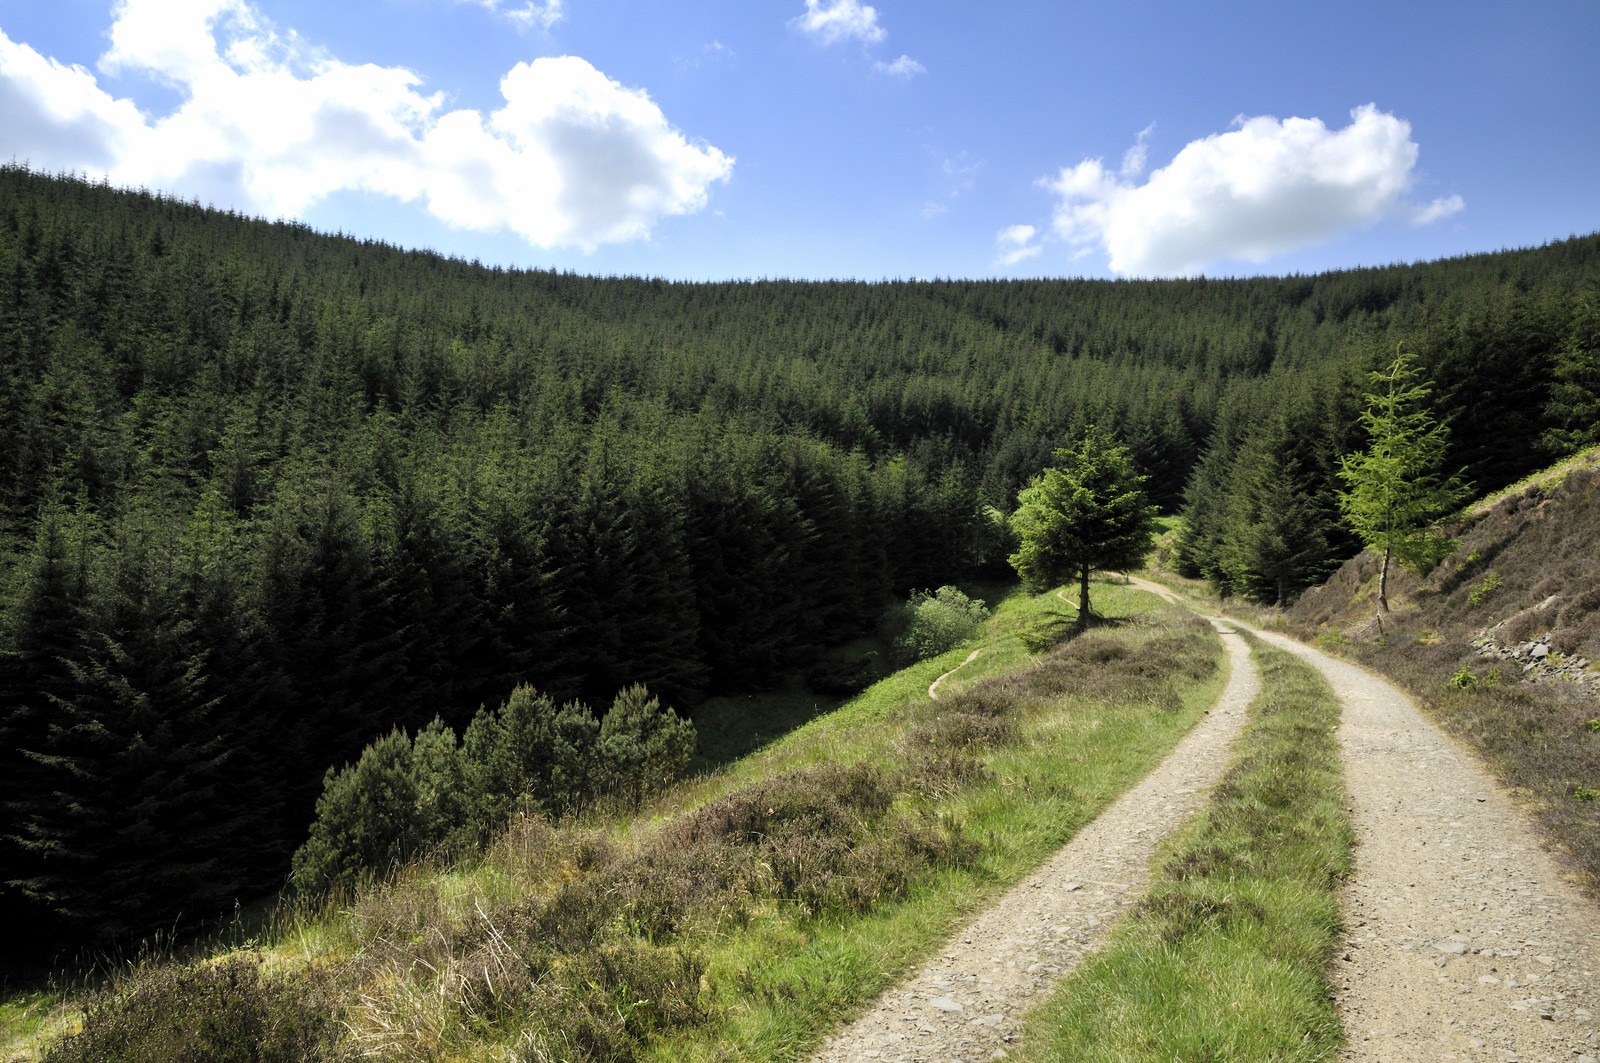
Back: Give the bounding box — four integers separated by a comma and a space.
1129, 577, 1600, 1063
808, 619, 1258, 1063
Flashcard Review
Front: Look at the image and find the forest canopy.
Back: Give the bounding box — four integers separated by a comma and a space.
1, 166, 1596, 949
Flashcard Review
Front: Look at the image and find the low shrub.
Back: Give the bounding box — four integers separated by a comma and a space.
891, 586, 991, 664
903, 751, 992, 798
905, 711, 1015, 751
667, 762, 896, 847
293, 684, 694, 893
44, 954, 345, 1063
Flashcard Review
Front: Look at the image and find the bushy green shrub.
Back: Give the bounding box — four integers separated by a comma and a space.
891, 585, 990, 665
293, 685, 695, 892
290, 729, 429, 894
461, 685, 602, 828
598, 685, 697, 810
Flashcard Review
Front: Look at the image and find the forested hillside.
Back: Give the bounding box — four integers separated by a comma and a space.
1, 165, 1595, 952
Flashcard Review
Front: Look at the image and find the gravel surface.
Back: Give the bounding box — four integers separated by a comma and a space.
1135, 576, 1600, 1060
1252, 628, 1600, 1063
807, 620, 1257, 1063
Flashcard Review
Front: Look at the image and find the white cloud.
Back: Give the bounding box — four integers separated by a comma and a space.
921, 154, 978, 218
791, 0, 886, 45
0, 0, 731, 250
463, 0, 562, 30
875, 54, 924, 77
1120, 123, 1153, 178
1410, 194, 1465, 225
1043, 105, 1462, 276
0, 32, 147, 172
994, 223, 1041, 267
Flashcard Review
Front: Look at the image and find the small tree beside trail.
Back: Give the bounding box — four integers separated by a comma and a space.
1008, 426, 1159, 627
1337, 347, 1472, 621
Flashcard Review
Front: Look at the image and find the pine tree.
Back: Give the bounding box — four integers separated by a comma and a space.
1337, 347, 1472, 618
1543, 285, 1600, 453
1221, 430, 1332, 608
596, 685, 695, 811
1008, 425, 1159, 624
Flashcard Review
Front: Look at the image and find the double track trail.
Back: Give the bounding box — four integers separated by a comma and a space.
1134, 576, 1600, 1063
810, 619, 1258, 1063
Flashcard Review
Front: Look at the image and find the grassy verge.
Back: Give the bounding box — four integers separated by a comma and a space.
1017, 635, 1353, 1063
22, 581, 1228, 1063
649, 589, 1222, 1062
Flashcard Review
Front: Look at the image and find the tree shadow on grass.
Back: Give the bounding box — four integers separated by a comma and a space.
1020, 610, 1131, 653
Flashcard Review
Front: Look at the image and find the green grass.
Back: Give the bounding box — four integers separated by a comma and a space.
0, 991, 74, 1062
688, 577, 1037, 773
1017, 634, 1353, 1063
638, 583, 1225, 1061
20, 580, 1230, 1063
1459, 441, 1600, 517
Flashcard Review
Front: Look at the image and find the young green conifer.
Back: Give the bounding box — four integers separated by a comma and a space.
1543, 284, 1600, 454
1008, 425, 1159, 626
1337, 347, 1472, 619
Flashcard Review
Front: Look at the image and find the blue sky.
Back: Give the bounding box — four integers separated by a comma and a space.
1, 0, 1596, 280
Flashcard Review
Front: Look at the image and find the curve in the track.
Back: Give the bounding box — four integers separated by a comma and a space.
809, 616, 1258, 1063
1128, 575, 1600, 1063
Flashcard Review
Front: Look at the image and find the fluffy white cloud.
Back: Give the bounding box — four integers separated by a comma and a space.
1043, 105, 1463, 276
0, 0, 732, 250
791, 0, 886, 45
994, 223, 1041, 266
0, 32, 147, 172
875, 55, 924, 77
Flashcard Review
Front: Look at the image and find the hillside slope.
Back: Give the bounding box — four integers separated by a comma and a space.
5, 166, 1598, 947
1281, 448, 1600, 882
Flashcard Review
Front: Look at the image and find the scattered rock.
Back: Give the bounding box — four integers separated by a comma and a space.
929, 997, 964, 1014
1471, 626, 1600, 695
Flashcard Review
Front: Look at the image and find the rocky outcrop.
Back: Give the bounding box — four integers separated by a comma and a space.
1471, 615, 1600, 696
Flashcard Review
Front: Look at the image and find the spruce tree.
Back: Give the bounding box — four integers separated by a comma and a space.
1221, 431, 1332, 608
1008, 425, 1159, 625
1337, 347, 1472, 618
1543, 285, 1600, 453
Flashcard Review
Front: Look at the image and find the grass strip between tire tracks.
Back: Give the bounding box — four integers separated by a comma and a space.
1017, 633, 1354, 1063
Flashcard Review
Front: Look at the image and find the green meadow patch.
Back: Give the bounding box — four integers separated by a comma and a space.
1018, 635, 1352, 1063
29, 581, 1230, 1063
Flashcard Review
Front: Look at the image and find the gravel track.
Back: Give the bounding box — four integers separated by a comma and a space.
1129, 577, 1600, 1063
808, 620, 1257, 1063
1259, 628, 1600, 1063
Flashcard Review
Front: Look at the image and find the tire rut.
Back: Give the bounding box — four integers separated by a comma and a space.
1129, 577, 1600, 1063
808, 620, 1257, 1063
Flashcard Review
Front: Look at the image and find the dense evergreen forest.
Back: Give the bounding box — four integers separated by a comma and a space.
1, 165, 1596, 953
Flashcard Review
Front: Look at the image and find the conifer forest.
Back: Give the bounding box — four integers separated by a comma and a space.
2, 166, 1598, 954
